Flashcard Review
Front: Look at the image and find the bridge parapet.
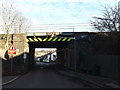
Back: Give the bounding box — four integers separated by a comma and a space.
27, 23, 94, 32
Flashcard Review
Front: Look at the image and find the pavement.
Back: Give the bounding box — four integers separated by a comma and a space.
57, 67, 120, 88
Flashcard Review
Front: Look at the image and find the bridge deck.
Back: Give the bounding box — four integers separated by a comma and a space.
27, 32, 75, 42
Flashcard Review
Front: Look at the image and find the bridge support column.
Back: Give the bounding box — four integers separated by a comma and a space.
29, 46, 35, 69
74, 36, 77, 71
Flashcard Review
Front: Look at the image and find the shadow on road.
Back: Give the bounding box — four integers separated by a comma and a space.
32, 61, 60, 70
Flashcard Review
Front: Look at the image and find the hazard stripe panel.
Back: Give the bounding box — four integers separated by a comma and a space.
62, 37, 67, 41
27, 37, 72, 42
67, 38, 71, 41
52, 37, 58, 41
43, 38, 48, 41
57, 37, 63, 41
38, 38, 42, 41
48, 38, 53, 41
29, 38, 34, 42
34, 38, 38, 42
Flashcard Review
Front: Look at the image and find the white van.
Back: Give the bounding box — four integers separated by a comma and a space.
43, 55, 50, 63
43, 58, 49, 62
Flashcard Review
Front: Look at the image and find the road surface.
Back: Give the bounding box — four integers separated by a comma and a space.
3, 62, 98, 88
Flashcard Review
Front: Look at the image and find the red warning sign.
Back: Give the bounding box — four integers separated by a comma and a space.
8, 44, 16, 55
51, 32, 56, 38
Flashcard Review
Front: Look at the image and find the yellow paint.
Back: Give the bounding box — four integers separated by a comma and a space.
34, 38, 38, 42
62, 37, 67, 41
38, 38, 42, 41
48, 38, 53, 41
52, 37, 58, 41
67, 38, 71, 41
43, 38, 48, 41
29, 38, 34, 42
57, 37, 63, 41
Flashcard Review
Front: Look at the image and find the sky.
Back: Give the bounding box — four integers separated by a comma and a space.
0, 0, 120, 32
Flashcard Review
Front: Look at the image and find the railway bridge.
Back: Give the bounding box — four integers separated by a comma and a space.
27, 32, 76, 69
1, 32, 120, 84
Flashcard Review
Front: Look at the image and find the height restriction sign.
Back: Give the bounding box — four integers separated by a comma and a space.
8, 43, 16, 55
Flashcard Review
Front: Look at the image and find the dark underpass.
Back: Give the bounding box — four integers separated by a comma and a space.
27, 33, 75, 69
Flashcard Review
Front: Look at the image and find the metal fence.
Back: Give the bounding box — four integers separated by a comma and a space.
27, 23, 94, 33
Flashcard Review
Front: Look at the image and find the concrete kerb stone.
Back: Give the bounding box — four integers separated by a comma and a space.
0, 76, 20, 86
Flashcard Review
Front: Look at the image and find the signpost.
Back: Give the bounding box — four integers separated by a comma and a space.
8, 43, 16, 72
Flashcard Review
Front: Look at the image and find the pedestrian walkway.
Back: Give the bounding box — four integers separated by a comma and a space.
57, 68, 120, 88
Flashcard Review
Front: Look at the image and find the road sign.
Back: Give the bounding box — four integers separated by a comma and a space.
51, 32, 56, 38
8, 44, 16, 55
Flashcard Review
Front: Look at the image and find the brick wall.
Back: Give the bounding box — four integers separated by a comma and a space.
75, 32, 120, 83
0, 34, 29, 60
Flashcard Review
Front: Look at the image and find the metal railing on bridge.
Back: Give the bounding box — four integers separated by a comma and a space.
27, 23, 94, 33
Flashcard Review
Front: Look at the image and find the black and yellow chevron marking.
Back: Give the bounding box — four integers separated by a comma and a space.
52, 37, 58, 41
28, 38, 34, 42
38, 37, 42, 41
34, 37, 38, 42
43, 38, 48, 41
48, 38, 53, 41
27, 37, 72, 42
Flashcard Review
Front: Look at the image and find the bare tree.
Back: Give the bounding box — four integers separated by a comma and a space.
0, 1, 30, 50
91, 4, 120, 54
91, 4, 120, 32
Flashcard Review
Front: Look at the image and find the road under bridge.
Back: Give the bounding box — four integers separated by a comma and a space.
1, 32, 120, 85
27, 32, 76, 69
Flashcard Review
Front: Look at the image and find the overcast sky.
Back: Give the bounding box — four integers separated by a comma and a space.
0, 0, 120, 32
